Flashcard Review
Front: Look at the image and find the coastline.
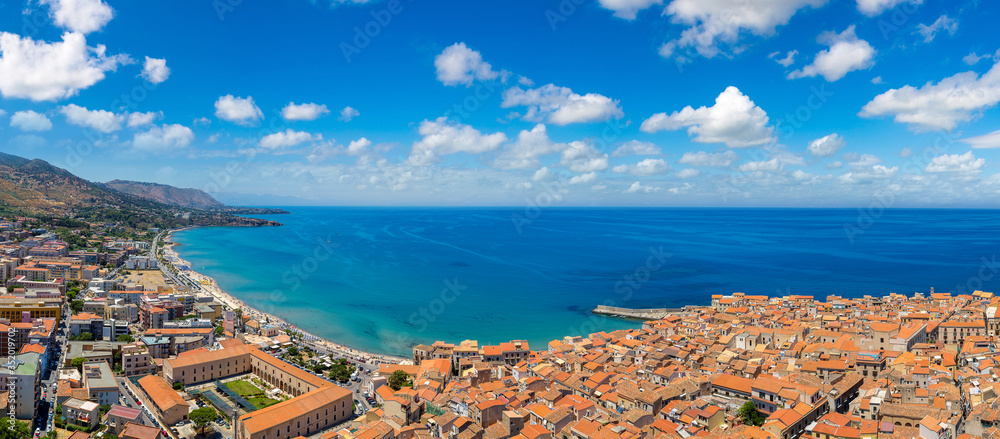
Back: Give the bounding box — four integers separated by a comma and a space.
162, 228, 409, 365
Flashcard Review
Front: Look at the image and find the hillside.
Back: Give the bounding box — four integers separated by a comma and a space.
0, 152, 281, 229
104, 179, 226, 210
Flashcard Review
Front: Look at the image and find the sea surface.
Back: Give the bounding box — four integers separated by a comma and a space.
172, 207, 1000, 356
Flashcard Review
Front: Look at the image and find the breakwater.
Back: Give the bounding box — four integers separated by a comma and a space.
592, 305, 689, 320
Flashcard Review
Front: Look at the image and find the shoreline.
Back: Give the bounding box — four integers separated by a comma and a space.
162, 228, 409, 365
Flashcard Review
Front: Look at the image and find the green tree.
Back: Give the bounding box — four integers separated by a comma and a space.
215, 325, 224, 336
71, 357, 87, 372
286, 347, 299, 357
190, 406, 218, 434
70, 332, 94, 341
0, 419, 30, 439
388, 370, 411, 391
117, 334, 134, 342
738, 401, 765, 427
329, 363, 354, 383
100, 404, 111, 415
173, 382, 185, 391
70, 300, 84, 313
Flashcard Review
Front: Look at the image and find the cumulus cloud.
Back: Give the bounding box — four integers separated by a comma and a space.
738, 158, 782, 172
658, 0, 826, 60
925, 151, 985, 173
533, 167, 554, 181
339, 106, 360, 122
408, 117, 507, 166
856, 0, 920, 17
640, 86, 774, 147
434, 43, 501, 87
597, 0, 662, 19
611, 140, 660, 157
807, 133, 845, 157
132, 124, 193, 152
678, 150, 739, 167
141, 57, 170, 84
0, 32, 130, 101
963, 50, 1000, 66
215, 95, 263, 125
859, 60, 1000, 131
961, 130, 1000, 149
676, 168, 700, 178
501, 84, 624, 125
39, 0, 114, 34
612, 158, 671, 176
623, 181, 660, 194
568, 172, 599, 185
280, 102, 329, 121
788, 26, 875, 82
559, 141, 609, 173
493, 124, 565, 169
346, 138, 372, 156
915, 15, 957, 43
127, 111, 160, 127
10, 110, 52, 131
259, 129, 319, 149
59, 104, 123, 133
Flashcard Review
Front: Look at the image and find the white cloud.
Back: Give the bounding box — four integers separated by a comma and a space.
568, 172, 599, 185
658, 0, 826, 60
494, 124, 565, 169
925, 151, 985, 173
640, 86, 774, 147
408, 117, 507, 166
346, 138, 372, 156
597, 0, 662, 19
0, 32, 130, 101
807, 133, 845, 157
838, 165, 897, 183
559, 141, 609, 173
915, 15, 957, 43
611, 140, 661, 157
623, 181, 660, 194
961, 130, 1000, 149
963, 50, 1000, 66
59, 103, 123, 133
39, 0, 114, 34
738, 158, 782, 172
533, 167, 553, 181
856, 0, 920, 17
214, 95, 263, 126
0, 110, 6, 117
676, 168, 700, 178
871, 76, 883, 84
847, 153, 881, 166
434, 43, 500, 87
788, 26, 875, 82
141, 57, 170, 84
193, 117, 211, 127
612, 158, 671, 176
280, 102, 329, 121
9, 110, 52, 131
768, 50, 798, 67
859, 60, 1000, 131
678, 150, 739, 167
127, 111, 160, 127
339, 106, 360, 122
502, 84, 624, 125
132, 124, 194, 152
259, 129, 319, 149
899, 147, 912, 157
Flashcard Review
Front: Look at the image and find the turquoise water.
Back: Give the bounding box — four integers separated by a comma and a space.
173, 207, 1000, 356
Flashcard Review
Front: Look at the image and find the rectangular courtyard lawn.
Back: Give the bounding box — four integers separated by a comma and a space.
224, 380, 263, 397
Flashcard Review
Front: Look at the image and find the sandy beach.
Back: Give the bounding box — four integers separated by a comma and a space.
162, 229, 408, 365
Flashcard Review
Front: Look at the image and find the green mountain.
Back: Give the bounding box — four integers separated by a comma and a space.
0, 152, 281, 229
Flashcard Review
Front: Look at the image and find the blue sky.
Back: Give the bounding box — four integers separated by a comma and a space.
1, 0, 1000, 206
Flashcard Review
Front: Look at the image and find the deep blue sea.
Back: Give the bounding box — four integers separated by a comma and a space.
172, 207, 1000, 356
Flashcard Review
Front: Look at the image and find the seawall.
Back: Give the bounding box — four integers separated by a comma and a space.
592, 305, 689, 320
